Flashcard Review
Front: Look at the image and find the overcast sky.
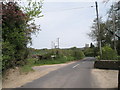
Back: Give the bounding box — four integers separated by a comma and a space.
28, 0, 114, 49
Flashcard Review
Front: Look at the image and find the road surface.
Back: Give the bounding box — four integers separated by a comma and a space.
18, 57, 102, 88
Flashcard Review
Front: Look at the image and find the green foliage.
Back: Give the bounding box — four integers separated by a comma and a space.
88, 1, 120, 56
17, 49, 85, 73
42, 51, 55, 60
22, 1, 43, 19
2, 2, 28, 70
96, 56, 100, 60
19, 58, 37, 73
21, 1, 43, 33
101, 45, 117, 60
31, 48, 85, 65
2, 41, 15, 70
34, 56, 75, 66
83, 46, 99, 57
72, 49, 85, 60
117, 56, 120, 60
84, 48, 94, 57
20, 65, 33, 73
2, 2, 43, 71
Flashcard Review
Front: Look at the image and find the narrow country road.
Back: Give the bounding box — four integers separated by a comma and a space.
19, 57, 101, 88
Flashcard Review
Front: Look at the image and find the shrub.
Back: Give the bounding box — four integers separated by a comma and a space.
101, 45, 117, 60
96, 56, 100, 60
72, 49, 85, 60
117, 56, 120, 60
83, 47, 98, 57
2, 41, 15, 70
84, 48, 94, 57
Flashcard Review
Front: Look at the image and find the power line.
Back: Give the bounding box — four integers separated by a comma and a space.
59, 6, 95, 11
43, 6, 95, 13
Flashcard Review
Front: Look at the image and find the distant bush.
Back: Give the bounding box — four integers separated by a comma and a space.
84, 48, 94, 57
35, 49, 84, 61
83, 47, 98, 57
96, 56, 100, 60
58, 49, 85, 60
72, 50, 85, 60
117, 56, 120, 60
101, 45, 117, 60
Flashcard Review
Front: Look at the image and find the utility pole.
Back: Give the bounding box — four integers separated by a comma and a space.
52, 41, 55, 49
57, 38, 59, 49
95, 1, 102, 59
53, 42, 55, 49
51, 41, 54, 49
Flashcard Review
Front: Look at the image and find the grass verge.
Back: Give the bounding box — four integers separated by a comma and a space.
20, 56, 84, 73
34, 56, 75, 66
20, 65, 34, 74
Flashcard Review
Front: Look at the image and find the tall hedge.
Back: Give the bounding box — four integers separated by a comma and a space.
2, 2, 28, 70
2, 2, 42, 71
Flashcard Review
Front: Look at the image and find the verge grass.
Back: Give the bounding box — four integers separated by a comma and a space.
20, 56, 77, 73
34, 56, 75, 66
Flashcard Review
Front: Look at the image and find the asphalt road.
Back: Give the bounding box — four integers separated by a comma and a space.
20, 57, 99, 88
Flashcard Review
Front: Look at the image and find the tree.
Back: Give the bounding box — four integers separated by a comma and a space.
2, 1, 43, 71
90, 43, 95, 48
106, 1, 120, 55
102, 1, 120, 89
88, 17, 112, 47
2, 2, 28, 70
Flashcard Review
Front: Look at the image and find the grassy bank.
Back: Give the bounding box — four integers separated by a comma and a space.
20, 56, 83, 73
34, 56, 76, 65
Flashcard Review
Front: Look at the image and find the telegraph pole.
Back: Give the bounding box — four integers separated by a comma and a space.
57, 38, 59, 49
52, 41, 55, 49
95, 1, 102, 59
51, 41, 54, 49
